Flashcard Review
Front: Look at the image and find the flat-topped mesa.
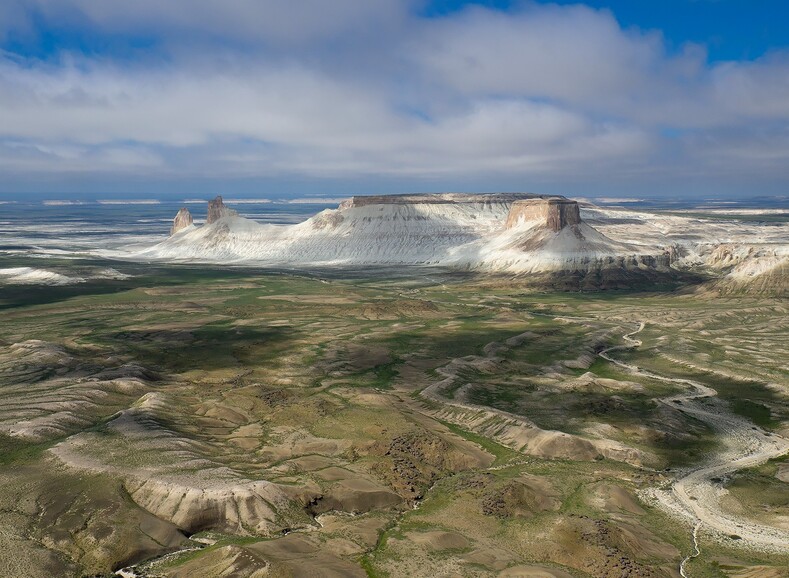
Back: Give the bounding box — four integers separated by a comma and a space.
505, 198, 581, 232
206, 195, 238, 224
170, 207, 193, 235
339, 192, 546, 209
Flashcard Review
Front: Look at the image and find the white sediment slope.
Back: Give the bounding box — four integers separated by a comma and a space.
451, 217, 662, 273
132, 194, 669, 275
125, 193, 788, 290
0, 267, 131, 286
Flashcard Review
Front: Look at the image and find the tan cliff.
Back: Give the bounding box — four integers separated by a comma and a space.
505, 198, 581, 232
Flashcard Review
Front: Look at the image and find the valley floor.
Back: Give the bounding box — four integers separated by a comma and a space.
0, 261, 787, 578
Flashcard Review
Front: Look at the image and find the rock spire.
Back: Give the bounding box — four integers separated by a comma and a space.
206, 196, 238, 224
170, 207, 193, 235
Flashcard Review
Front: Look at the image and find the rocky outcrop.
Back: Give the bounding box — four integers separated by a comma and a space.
170, 207, 193, 235
124, 478, 288, 535
206, 196, 238, 224
505, 198, 581, 232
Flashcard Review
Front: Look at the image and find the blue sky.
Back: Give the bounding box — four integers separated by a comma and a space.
424, 1, 789, 61
1, 1, 789, 200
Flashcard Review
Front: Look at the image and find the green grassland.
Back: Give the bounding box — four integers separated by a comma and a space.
0, 258, 787, 577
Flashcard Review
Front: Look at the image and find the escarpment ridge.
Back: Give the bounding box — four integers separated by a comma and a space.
126, 192, 786, 292
137, 193, 672, 280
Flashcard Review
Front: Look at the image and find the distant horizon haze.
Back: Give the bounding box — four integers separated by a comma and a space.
1, 191, 786, 209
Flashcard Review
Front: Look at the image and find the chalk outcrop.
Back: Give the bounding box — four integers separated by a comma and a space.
170, 207, 193, 235
702, 244, 789, 297
137, 193, 672, 285
464, 198, 672, 282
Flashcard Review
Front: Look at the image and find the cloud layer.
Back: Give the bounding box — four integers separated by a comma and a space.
1, 1, 788, 197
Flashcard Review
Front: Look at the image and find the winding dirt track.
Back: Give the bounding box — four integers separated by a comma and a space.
423, 304, 789, 561
600, 322, 789, 564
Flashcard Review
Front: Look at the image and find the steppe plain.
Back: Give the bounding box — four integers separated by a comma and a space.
1, 252, 787, 578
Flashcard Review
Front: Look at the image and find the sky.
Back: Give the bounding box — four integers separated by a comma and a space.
1, 0, 789, 200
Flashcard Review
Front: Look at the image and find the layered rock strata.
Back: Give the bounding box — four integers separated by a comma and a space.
505, 198, 581, 232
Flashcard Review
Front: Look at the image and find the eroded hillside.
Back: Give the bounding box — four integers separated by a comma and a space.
1, 265, 787, 577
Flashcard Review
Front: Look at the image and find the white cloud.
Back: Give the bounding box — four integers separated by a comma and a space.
412, 4, 789, 129
414, 4, 665, 106
0, 1, 788, 195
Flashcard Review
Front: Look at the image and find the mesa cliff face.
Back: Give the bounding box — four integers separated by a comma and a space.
505, 198, 581, 232
170, 207, 193, 235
